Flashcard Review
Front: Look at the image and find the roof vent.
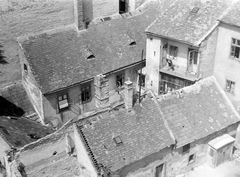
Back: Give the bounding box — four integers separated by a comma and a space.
102, 17, 111, 22
191, 7, 200, 14
128, 37, 136, 47
84, 48, 95, 60
113, 136, 123, 146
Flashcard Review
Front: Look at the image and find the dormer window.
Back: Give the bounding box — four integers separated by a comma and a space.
129, 41, 136, 46
191, 7, 199, 14
83, 48, 95, 60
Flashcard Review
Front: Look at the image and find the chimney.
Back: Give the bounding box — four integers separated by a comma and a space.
124, 78, 133, 111
94, 74, 109, 108
74, 0, 85, 30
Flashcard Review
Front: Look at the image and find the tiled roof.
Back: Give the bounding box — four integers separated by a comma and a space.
79, 95, 174, 172
21, 3, 160, 94
219, 0, 240, 27
157, 77, 240, 147
146, 0, 234, 45
0, 116, 54, 148
0, 82, 39, 121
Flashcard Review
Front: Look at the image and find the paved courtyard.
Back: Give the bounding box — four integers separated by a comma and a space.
177, 151, 240, 177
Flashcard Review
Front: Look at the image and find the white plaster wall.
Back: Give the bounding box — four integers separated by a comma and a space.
92, 0, 119, 18
74, 125, 97, 177
146, 36, 161, 94
0, 136, 10, 166
214, 23, 240, 111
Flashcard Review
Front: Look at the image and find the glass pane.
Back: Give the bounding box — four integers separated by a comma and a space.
58, 96, 62, 101
237, 40, 240, 45
232, 38, 236, 44
63, 94, 67, 99
235, 47, 240, 58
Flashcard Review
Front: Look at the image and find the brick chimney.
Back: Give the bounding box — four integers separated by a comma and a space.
74, 0, 85, 30
94, 74, 109, 108
124, 78, 133, 111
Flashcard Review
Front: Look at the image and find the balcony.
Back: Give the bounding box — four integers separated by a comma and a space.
160, 58, 198, 82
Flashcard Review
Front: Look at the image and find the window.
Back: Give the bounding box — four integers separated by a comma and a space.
116, 74, 125, 87
119, 0, 127, 14
24, 64, 28, 72
188, 49, 198, 65
81, 85, 91, 102
230, 38, 240, 59
169, 45, 178, 59
188, 154, 196, 164
139, 73, 145, 87
155, 164, 164, 177
113, 136, 123, 146
225, 79, 235, 94
58, 94, 69, 111
182, 143, 190, 154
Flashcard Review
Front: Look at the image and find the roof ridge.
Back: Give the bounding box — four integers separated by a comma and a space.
150, 90, 176, 144
218, 0, 240, 21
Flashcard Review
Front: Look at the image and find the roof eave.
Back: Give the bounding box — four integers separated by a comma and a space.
145, 31, 199, 47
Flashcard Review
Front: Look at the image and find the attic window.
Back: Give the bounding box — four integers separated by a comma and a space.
191, 7, 199, 14
84, 48, 95, 60
113, 136, 123, 146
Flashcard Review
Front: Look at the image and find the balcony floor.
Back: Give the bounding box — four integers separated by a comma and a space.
159, 65, 198, 81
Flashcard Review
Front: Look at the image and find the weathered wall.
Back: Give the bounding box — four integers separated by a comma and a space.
118, 147, 171, 177
213, 23, 240, 112
43, 64, 142, 127
92, 0, 119, 18
146, 35, 161, 94
199, 26, 218, 79
73, 124, 97, 177
15, 128, 82, 177
20, 47, 44, 123
166, 124, 238, 177
43, 81, 96, 128
0, 136, 10, 168
0, 0, 74, 40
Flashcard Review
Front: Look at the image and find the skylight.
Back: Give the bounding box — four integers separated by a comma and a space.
113, 136, 123, 146
191, 7, 200, 14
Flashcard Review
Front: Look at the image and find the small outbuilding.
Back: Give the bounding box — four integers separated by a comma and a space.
208, 134, 235, 168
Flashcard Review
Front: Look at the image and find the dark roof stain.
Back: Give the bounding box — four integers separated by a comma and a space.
21, 3, 160, 94
79, 96, 174, 172
157, 77, 240, 147
146, 0, 234, 45
0, 116, 54, 148
219, 0, 240, 27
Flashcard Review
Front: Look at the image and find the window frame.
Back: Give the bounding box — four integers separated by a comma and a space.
230, 38, 240, 60
155, 163, 164, 177
57, 93, 69, 112
225, 79, 235, 94
116, 73, 125, 88
81, 85, 92, 103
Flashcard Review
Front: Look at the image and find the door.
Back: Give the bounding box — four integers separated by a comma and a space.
155, 164, 164, 177
188, 49, 199, 74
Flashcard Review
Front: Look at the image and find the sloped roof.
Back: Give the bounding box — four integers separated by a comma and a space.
0, 116, 54, 148
157, 77, 240, 147
0, 82, 39, 121
146, 0, 234, 45
219, 0, 240, 27
78, 95, 174, 172
21, 2, 160, 94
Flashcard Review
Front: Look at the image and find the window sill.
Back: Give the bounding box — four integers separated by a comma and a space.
229, 56, 240, 62
58, 106, 69, 113
82, 98, 92, 104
